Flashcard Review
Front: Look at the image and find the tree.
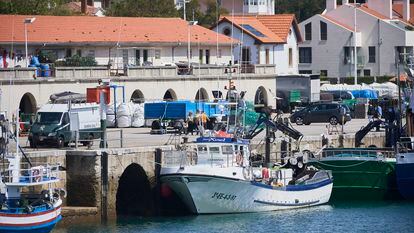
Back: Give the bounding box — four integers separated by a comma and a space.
178, 0, 228, 27
106, 0, 179, 17
0, 0, 74, 15
274, 0, 325, 22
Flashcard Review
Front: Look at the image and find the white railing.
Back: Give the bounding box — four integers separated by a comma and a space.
2, 164, 61, 184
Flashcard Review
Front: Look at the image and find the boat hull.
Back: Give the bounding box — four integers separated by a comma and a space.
309, 158, 399, 200
161, 174, 332, 214
0, 206, 61, 233
396, 153, 414, 200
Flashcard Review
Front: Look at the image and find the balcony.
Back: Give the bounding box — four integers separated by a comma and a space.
0, 64, 277, 80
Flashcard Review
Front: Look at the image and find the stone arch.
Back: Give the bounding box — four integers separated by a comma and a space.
254, 86, 268, 106
130, 89, 145, 103
19, 92, 37, 114
163, 89, 177, 101
195, 88, 209, 102
116, 163, 154, 216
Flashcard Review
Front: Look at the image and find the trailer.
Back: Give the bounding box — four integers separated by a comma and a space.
144, 101, 227, 134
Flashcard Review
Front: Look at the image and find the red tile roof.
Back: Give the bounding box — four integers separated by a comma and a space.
256, 14, 302, 42
218, 14, 301, 44
393, 2, 414, 24
0, 15, 234, 46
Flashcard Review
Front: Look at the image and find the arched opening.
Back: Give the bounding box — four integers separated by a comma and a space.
19, 93, 37, 132
116, 163, 154, 216
130, 89, 145, 103
195, 88, 209, 102
254, 86, 268, 106
163, 89, 177, 101
19, 92, 37, 114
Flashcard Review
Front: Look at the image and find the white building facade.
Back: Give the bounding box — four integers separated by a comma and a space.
213, 15, 301, 75
299, 0, 414, 78
176, 0, 275, 15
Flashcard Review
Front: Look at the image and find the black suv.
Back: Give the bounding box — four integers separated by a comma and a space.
290, 103, 351, 125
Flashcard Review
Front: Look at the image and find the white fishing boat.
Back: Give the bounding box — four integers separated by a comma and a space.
161, 136, 333, 214
0, 120, 65, 233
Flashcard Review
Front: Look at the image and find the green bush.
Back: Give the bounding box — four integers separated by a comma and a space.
38, 50, 57, 63
54, 55, 97, 67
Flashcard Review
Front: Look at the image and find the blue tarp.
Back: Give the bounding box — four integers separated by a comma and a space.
350, 90, 378, 99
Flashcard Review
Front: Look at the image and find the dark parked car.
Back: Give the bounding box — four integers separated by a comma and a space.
290, 103, 351, 125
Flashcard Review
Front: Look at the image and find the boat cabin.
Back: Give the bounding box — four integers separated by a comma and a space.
194, 137, 250, 167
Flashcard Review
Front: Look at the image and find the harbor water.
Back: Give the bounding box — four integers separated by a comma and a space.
55, 201, 414, 233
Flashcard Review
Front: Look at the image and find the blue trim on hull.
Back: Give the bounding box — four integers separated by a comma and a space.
0, 215, 61, 233
254, 199, 320, 207
396, 163, 414, 199
251, 179, 333, 191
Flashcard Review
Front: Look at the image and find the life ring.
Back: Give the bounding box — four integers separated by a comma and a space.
236, 153, 243, 166
32, 169, 41, 182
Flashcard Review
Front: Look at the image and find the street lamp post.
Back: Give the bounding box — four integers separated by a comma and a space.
24, 17, 36, 67
354, 4, 360, 85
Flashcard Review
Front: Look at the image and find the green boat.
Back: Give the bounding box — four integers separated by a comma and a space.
308, 148, 401, 201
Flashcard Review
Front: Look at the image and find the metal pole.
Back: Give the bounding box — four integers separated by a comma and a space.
354, 6, 358, 85
25, 23, 28, 67
397, 58, 402, 131
120, 129, 123, 148
99, 91, 107, 149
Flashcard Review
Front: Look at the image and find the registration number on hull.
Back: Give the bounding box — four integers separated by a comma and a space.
211, 192, 237, 201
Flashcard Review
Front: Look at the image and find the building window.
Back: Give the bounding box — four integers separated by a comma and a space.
135, 50, 141, 65
155, 49, 161, 59
320, 70, 328, 77
305, 23, 312, 41
87, 50, 95, 58
223, 27, 231, 36
320, 21, 327, 41
65, 49, 72, 58
364, 69, 371, 77
289, 48, 293, 67
368, 46, 375, 63
76, 49, 82, 56
217, 49, 222, 58
190, 49, 193, 58
299, 70, 312, 74
199, 49, 203, 64
205, 49, 210, 64
143, 49, 148, 63
344, 47, 351, 64
299, 47, 312, 64
265, 48, 270, 64
122, 49, 128, 65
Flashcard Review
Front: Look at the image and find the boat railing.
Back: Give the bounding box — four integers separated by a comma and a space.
0, 202, 51, 214
316, 148, 395, 160
2, 164, 61, 184
397, 138, 414, 153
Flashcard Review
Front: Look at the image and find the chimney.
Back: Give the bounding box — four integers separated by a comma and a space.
367, 0, 392, 19
326, 0, 337, 12
403, 0, 411, 21
81, 0, 87, 14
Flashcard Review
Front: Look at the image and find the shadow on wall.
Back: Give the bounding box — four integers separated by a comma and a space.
116, 162, 191, 217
